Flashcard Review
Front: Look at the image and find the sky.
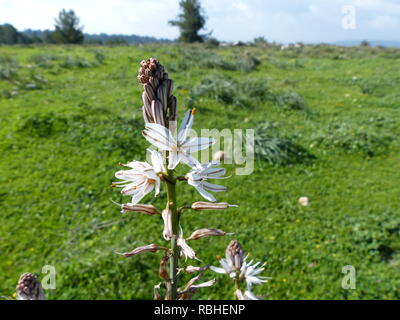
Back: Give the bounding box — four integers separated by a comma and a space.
0, 0, 399, 43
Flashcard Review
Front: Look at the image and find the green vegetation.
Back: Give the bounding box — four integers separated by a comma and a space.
0, 43, 399, 299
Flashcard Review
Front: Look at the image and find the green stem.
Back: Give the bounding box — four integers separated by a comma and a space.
166, 168, 180, 300
234, 278, 239, 300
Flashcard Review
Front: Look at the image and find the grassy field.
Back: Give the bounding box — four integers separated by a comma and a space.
0, 43, 399, 300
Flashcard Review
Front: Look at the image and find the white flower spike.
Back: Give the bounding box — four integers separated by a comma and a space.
186, 161, 229, 202
113, 149, 165, 204
142, 108, 215, 170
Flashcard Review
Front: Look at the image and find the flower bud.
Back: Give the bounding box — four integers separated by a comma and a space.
157, 83, 168, 111
119, 244, 162, 257
16, 273, 45, 300
184, 265, 209, 274
144, 84, 156, 101
191, 202, 236, 211
138, 58, 167, 85
151, 100, 165, 126
226, 240, 246, 271
121, 203, 160, 215
162, 209, 173, 240
187, 228, 232, 240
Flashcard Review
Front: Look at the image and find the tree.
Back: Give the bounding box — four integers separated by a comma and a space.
0, 24, 32, 44
52, 9, 84, 44
169, 0, 207, 43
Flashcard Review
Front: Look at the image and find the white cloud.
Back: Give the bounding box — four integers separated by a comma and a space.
233, 1, 253, 17
369, 15, 398, 29
308, 5, 320, 15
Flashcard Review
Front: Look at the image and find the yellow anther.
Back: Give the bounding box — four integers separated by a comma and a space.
191, 108, 198, 115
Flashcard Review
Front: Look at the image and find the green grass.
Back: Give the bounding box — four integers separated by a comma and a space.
0, 44, 399, 300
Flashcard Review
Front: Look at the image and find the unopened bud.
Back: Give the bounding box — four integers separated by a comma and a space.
162, 209, 173, 240
16, 273, 45, 300
121, 203, 160, 215
187, 228, 232, 240
118, 244, 162, 257
191, 202, 236, 211
184, 265, 209, 274
151, 100, 165, 126
226, 240, 246, 270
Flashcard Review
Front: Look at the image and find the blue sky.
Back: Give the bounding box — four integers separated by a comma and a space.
0, 0, 398, 42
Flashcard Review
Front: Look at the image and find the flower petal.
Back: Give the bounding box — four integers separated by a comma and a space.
209, 266, 228, 274
182, 137, 215, 153
149, 149, 165, 173
202, 181, 227, 193
194, 185, 217, 202
168, 151, 180, 170
143, 123, 176, 151
177, 109, 193, 143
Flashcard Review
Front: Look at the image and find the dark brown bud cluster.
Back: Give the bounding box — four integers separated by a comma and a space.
138, 58, 177, 127
16, 272, 45, 300
226, 240, 246, 271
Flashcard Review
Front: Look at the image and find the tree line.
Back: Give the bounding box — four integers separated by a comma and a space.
1, 1, 209, 45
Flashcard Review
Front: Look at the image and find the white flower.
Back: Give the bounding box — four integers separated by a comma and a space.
211, 255, 270, 291
177, 235, 198, 261
298, 196, 309, 206
186, 161, 228, 202
240, 257, 270, 290
113, 149, 165, 204
142, 108, 215, 170
235, 289, 260, 300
